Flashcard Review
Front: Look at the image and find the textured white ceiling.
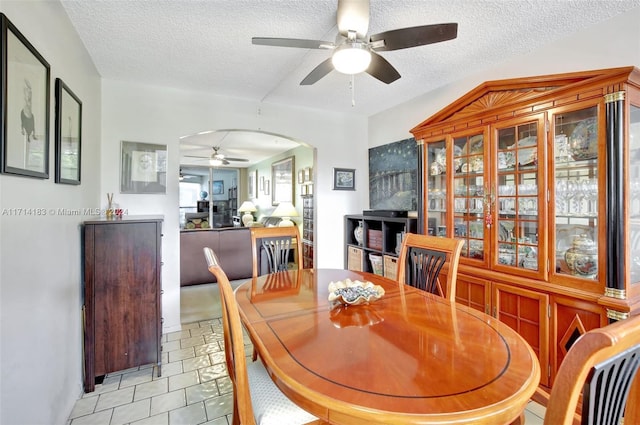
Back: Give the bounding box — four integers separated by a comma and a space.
60, 0, 640, 165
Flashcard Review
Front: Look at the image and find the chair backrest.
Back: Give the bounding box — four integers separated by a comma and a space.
250, 226, 303, 279
396, 233, 464, 302
203, 247, 256, 425
544, 314, 640, 425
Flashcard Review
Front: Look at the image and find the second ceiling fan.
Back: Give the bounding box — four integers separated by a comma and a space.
252, 0, 458, 85
184, 146, 249, 166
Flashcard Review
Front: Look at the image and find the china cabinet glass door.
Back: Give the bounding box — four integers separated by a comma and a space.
453, 133, 486, 263
551, 106, 599, 284
630, 104, 640, 284
426, 140, 448, 238
494, 118, 545, 278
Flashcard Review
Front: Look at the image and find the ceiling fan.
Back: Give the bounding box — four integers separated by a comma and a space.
184, 146, 249, 166
252, 0, 457, 85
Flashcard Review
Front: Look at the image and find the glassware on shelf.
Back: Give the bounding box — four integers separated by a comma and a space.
555, 134, 571, 163
583, 179, 598, 216
555, 179, 569, 215
567, 180, 581, 216
631, 179, 640, 216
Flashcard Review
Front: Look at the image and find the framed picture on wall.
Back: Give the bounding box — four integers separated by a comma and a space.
271, 156, 295, 205
248, 170, 257, 198
54, 78, 82, 185
0, 13, 51, 179
333, 167, 355, 190
120, 141, 167, 193
212, 180, 224, 195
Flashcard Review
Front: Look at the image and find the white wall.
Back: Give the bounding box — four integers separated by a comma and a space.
0, 2, 102, 424
101, 81, 369, 333
369, 8, 640, 148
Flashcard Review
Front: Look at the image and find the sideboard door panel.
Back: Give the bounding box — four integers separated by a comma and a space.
84, 217, 162, 392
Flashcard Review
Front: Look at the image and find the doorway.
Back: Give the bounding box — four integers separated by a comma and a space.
179, 166, 239, 229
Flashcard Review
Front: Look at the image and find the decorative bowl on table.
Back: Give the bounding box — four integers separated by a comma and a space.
328, 279, 385, 306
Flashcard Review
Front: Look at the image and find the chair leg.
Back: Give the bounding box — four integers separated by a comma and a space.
252, 347, 258, 362
508, 411, 524, 425
232, 398, 240, 425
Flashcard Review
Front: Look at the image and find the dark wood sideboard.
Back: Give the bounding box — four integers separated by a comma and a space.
83, 216, 163, 392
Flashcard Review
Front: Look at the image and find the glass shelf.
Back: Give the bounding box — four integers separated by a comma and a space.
427, 140, 448, 239
553, 106, 599, 281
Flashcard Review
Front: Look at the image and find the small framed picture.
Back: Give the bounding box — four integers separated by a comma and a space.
55, 78, 82, 185
264, 179, 270, 195
298, 169, 305, 184
248, 169, 257, 198
1, 13, 51, 179
332, 167, 355, 191
120, 141, 167, 194
260, 175, 265, 191
304, 167, 313, 182
212, 180, 224, 195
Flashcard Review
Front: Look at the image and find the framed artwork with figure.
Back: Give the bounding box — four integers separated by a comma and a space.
55, 78, 82, 185
0, 13, 51, 179
120, 141, 167, 194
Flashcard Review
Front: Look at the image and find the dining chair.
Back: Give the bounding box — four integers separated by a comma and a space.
396, 233, 464, 302
543, 314, 640, 425
250, 226, 303, 279
203, 247, 325, 425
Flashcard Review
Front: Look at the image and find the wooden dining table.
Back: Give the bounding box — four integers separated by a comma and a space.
235, 268, 541, 425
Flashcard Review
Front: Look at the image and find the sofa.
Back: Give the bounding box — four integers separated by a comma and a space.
180, 227, 252, 286
179, 216, 283, 286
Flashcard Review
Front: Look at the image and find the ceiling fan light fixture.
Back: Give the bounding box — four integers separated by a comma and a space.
332, 43, 371, 75
209, 158, 223, 166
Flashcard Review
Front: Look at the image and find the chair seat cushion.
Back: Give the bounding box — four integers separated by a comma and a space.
247, 359, 318, 425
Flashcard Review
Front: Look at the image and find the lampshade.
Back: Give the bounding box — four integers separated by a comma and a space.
332, 43, 371, 75
238, 201, 257, 213
238, 201, 257, 227
271, 202, 298, 227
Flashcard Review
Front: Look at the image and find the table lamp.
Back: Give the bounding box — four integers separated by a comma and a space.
272, 202, 298, 227
238, 201, 257, 227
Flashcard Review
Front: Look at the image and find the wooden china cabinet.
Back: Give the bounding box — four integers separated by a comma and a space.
410, 67, 640, 390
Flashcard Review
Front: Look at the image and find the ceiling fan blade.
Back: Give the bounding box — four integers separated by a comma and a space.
300, 57, 334, 85
366, 52, 401, 84
183, 155, 208, 159
224, 157, 249, 162
369, 23, 458, 52
337, 0, 369, 39
252, 37, 334, 49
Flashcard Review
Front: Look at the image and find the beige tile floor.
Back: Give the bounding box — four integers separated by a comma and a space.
68, 282, 547, 425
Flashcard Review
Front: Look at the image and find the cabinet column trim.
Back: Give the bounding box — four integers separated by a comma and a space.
416, 140, 425, 234
606, 308, 630, 321
605, 91, 626, 294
